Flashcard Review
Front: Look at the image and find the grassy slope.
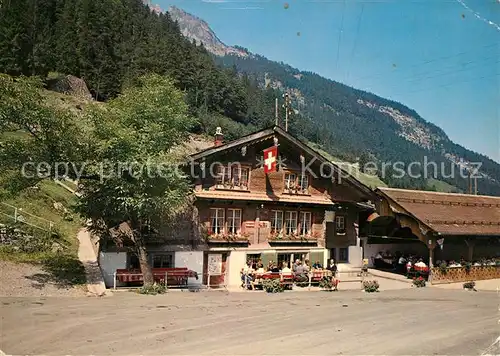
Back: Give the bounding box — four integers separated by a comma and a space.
0, 90, 88, 285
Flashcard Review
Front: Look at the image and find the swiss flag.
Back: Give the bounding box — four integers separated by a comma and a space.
263, 146, 278, 174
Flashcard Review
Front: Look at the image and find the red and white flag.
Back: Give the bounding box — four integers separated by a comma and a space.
263, 146, 278, 174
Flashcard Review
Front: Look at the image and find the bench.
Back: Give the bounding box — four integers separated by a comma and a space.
115, 268, 198, 288
407, 267, 429, 280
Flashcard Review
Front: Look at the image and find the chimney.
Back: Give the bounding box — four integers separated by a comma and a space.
214, 127, 223, 147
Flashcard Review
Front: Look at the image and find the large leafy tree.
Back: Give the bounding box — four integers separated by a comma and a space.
0, 74, 196, 285
76, 75, 196, 285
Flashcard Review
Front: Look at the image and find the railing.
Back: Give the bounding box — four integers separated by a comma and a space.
0, 202, 55, 233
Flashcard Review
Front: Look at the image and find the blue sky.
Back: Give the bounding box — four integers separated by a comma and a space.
160, 0, 499, 163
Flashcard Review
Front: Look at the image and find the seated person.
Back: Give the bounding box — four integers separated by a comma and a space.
303, 259, 311, 273
240, 261, 254, 289
312, 261, 323, 269
414, 259, 427, 269
406, 260, 412, 274
294, 261, 308, 283
326, 259, 338, 276
255, 263, 265, 274
281, 262, 292, 274
270, 263, 280, 273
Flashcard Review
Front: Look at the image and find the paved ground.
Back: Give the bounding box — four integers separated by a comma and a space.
1, 288, 499, 355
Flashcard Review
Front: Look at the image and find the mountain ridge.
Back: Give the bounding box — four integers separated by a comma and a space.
169, 6, 500, 196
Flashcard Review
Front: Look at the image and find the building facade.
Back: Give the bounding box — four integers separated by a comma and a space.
188, 126, 374, 287
99, 126, 375, 288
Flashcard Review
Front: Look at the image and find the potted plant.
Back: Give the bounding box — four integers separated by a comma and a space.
262, 278, 284, 293
319, 276, 337, 291
362, 280, 379, 293
438, 261, 448, 275
463, 281, 476, 291
412, 276, 426, 288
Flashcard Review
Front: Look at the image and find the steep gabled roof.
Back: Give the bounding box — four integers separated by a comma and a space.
188, 126, 374, 198
376, 187, 500, 236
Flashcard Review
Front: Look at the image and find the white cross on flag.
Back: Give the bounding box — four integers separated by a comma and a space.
263, 146, 278, 174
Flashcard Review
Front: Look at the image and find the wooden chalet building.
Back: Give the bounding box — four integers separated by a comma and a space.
365, 188, 500, 282
98, 126, 375, 288
188, 126, 375, 287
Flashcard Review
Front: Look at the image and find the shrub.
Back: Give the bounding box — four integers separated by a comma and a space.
463, 281, 476, 291
362, 280, 379, 293
464, 262, 472, 273
319, 276, 336, 291
412, 277, 426, 288
138, 282, 167, 295
262, 278, 284, 293
438, 262, 448, 275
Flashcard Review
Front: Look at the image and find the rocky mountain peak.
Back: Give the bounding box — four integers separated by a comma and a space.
168, 6, 248, 58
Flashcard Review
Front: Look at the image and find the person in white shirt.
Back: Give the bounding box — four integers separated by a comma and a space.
281, 262, 291, 274
415, 259, 427, 268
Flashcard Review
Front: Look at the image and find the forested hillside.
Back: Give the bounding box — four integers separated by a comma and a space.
1, 0, 499, 195
215, 52, 500, 196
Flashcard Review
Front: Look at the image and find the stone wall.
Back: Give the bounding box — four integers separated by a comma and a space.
430, 265, 500, 284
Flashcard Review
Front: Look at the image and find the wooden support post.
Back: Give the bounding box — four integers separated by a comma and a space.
465, 239, 475, 261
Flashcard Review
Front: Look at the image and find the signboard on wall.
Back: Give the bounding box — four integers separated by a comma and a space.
207, 254, 222, 275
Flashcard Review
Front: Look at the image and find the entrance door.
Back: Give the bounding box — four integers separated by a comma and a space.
203, 252, 228, 287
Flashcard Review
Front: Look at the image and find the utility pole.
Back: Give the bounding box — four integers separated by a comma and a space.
282, 92, 292, 132
275, 98, 279, 126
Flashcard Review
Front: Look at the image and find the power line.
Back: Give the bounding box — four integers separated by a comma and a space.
395, 72, 500, 96
352, 42, 498, 82
404, 57, 500, 85
335, 0, 346, 70
346, 3, 365, 81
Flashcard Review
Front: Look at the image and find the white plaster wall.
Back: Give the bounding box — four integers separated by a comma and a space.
99, 251, 127, 288
175, 251, 204, 286
227, 251, 246, 287
348, 246, 363, 267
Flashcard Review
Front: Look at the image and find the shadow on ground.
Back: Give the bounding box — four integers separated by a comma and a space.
24, 253, 87, 288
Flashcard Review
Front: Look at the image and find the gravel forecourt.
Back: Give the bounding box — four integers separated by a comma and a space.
1, 288, 499, 355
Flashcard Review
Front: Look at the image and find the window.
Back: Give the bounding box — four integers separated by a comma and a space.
284, 173, 296, 189
300, 211, 311, 235
215, 164, 225, 186
284, 211, 298, 235
231, 166, 249, 188
227, 208, 242, 234
246, 253, 261, 268
210, 208, 225, 234
128, 253, 140, 269
330, 248, 337, 261
152, 253, 173, 268
216, 164, 249, 188
335, 215, 346, 234
339, 248, 349, 263
271, 210, 283, 233
300, 174, 309, 191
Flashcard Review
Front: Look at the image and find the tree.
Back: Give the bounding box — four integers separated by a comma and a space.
0, 73, 196, 286
74, 74, 196, 286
